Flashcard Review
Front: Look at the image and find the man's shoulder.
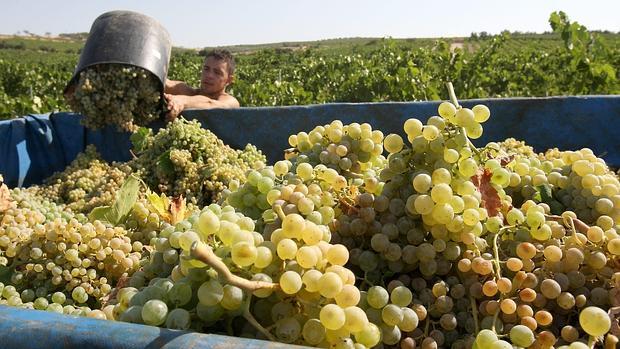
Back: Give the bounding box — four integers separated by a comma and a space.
219, 92, 240, 108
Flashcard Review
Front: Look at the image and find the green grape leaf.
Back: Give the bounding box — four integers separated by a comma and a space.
535, 184, 564, 215
88, 205, 114, 223
146, 191, 169, 218
0, 266, 12, 284
107, 174, 141, 223
537, 184, 553, 203
0, 259, 19, 284
88, 174, 140, 225
157, 150, 175, 176
130, 127, 151, 153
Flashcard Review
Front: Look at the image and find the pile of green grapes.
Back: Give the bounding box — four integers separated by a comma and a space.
2, 96, 620, 349
0, 189, 147, 314
25, 145, 132, 214
66, 64, 163, 132
131, 119, 265, 205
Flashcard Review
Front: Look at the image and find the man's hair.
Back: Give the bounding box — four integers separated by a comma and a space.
205, 49, 235, 76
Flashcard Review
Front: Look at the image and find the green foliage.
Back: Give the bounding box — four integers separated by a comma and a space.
1, 13, 619, 120
88, 174, 141, 225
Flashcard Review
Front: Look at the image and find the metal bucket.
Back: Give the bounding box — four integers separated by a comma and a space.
65, 10, 172, 93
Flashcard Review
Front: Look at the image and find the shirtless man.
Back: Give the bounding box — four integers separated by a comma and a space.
164, 49, 240, 121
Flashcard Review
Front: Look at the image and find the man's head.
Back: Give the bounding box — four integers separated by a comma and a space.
200, 49, 235, 96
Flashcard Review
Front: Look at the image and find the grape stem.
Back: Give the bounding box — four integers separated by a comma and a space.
447, 82, 460, 108
492, 225, 515, 279
490, 225, 515, 333
243, 295, 276, 341
470, 295, 480, 334
274, 204, 286, 221
588, 335, 595, 348
424, 306, 431, 337
445, 81, 481, 157
545, 214, 589, 235
190, 241, 279, 292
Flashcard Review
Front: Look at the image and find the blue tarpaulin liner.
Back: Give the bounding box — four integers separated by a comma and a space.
1, 95, 619, 188
0, 305, 308, 349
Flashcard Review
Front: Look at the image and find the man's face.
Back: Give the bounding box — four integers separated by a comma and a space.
200, 57, 232, 95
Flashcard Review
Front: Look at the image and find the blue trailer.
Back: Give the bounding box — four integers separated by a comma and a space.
0, 95, 619, 348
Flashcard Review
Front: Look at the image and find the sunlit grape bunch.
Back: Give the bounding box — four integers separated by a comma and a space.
25, 145, 132, 214
66, 64, 163, 132
0, 190, 144, 313
131, 119, 265, 205
286, 120, 387, 195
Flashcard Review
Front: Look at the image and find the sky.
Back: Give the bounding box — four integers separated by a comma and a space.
1, 0, 619, 48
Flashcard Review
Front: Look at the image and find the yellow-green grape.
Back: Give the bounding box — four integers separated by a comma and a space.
326, 244, 348, 266
475, 329, 498, 348
319, 304, 346, 330
282, 214, 305, 236
472, 104, 491, 123
296, 163, 314, 181
413, 173, 432, 193
381, 304, 404, 326
390, 286, 412, 307
404, 118, 423, 138
399, 308, 419, 332
302, 269, 323, 293
277, 238, 298, 260
608, 238, 620, 255
302, 319, 326, 345
231, 242, 257, 267
301, 222, 323, 245
430, 183, 452, 204
197, 280, 223, 306
455, 108, 474, 127
579, 306, 611, 337
384, 134, 404, 153
343, 306, 368, 332
318, 272, 343, 298
422, 125, 439, 141
458, 158, 478, 178
280, 271, 302, 294
179, 231, 200, 251
334, 284, 361, 308
296, 246, 319, 268
220, 285, 243, 310
438, 102, 457, 120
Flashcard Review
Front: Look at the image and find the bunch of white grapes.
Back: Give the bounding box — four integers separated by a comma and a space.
67, 64, 163, 132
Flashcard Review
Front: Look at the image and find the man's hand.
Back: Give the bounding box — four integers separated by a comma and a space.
164, 94, 186, 122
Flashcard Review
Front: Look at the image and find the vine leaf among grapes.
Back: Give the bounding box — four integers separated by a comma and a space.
0, 258, 21, 284
157, 150, 175, 176
88, 174, 140, 225
100, 273, 130, 307
471, 168, 501, 217
534, 184, 564, 215
130, 127, 152, 153
146, 190, 190, 225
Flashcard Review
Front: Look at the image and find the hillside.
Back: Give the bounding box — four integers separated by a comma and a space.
2, 31, 619, 58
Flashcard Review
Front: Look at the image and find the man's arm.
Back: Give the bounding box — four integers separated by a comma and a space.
164, 79, 198, 96
164, 93, 240, 121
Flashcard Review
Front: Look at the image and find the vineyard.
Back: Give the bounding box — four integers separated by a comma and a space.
0, 12, 619, 119
1, 11, 620, 349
